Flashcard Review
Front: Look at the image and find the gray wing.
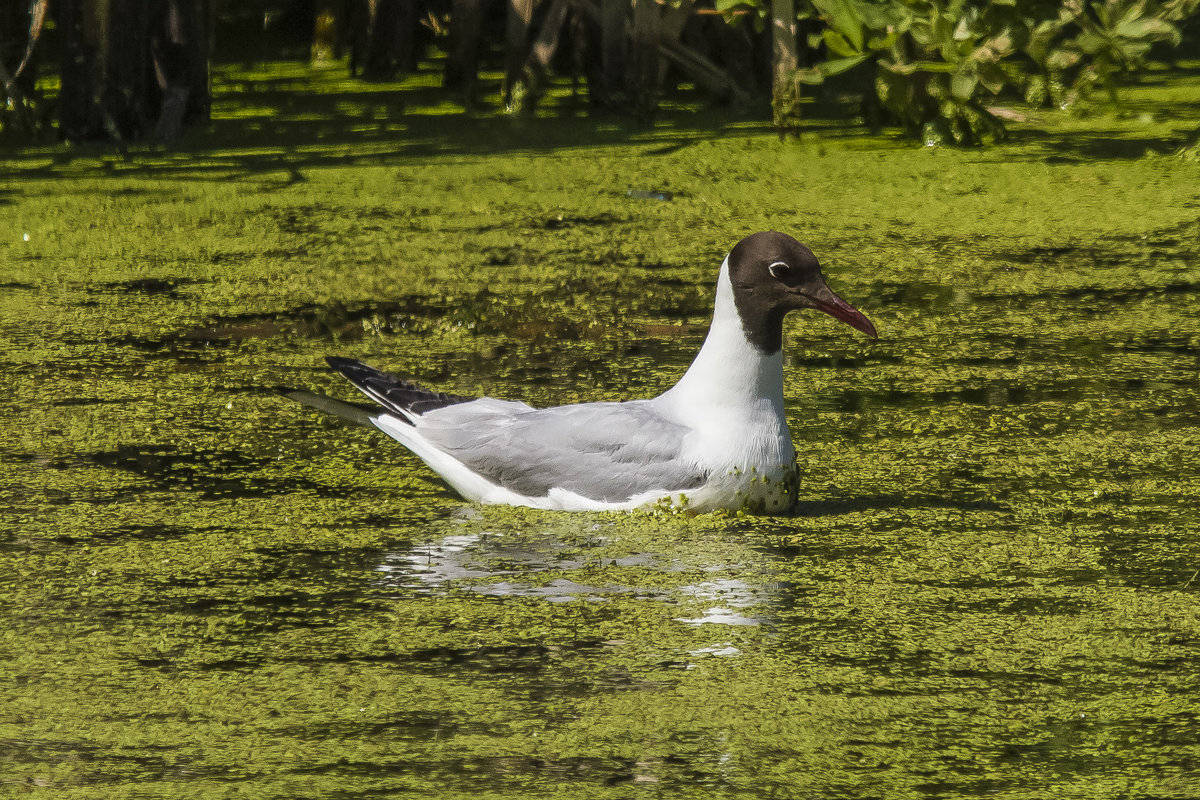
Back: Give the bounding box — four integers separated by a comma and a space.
414, 399, 706, 502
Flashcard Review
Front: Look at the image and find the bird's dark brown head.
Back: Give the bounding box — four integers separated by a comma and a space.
727, 231, 877, 353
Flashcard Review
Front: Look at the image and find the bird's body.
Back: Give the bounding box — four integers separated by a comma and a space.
287, 232, 876, 514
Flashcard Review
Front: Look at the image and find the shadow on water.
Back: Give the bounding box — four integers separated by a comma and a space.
1, 67, 781, 183
791, 494, 1007, 517
1005, 129, 1196, 163
92, 277, 206, 300
25, 443, 327, 501
83, 262, 716, 371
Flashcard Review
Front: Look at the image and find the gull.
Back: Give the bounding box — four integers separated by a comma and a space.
286, 231, 877, 513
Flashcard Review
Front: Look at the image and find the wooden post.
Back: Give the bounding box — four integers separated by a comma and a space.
771, 0, 801, 133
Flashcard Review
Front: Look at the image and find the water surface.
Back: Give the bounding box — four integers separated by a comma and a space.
3, 71, 1200, 798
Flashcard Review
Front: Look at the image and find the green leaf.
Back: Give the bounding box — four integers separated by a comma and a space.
1116, 0, 1149, 28
909, 20, 933, 47
858, 2, 899, 32
824, 29, 862, 57
953, 10, 977, 42
1115, 18, 1179, 43
866, 30, 899, 50
940, 42, 965, 64
819, 53, 871, 77
1025, 74, 1048, 105
931, 10, 954, 45
978, 62, 1008, 94
1046, 48, 1082, 70
980, 30, 1015, 60
812, 0, 864, 52
908, 60, 959, 73
1075, 31, 1109, 54
1119, 40, 1153, 60
951, 68, 979, 100
713, 0, 758, 13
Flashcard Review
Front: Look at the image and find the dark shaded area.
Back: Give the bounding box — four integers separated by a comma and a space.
2, 80, 777, 182
57, 0, 210, 142
22, 443, 331, 501
92, 277, 204, 300
788, 493, 1008, 517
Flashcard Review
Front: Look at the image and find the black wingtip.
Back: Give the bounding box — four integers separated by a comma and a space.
322, 356, 476, 420
326, 355, 363, 372
326, 356, 387, 390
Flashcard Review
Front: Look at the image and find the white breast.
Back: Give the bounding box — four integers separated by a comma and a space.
649, 258, 799, 512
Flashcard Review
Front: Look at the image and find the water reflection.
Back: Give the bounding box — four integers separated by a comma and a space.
674, 579, 767, 627
378, 531, 664, 603
375, 524, 776, 628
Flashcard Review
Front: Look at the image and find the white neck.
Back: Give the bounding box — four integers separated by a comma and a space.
658, 258, 786, 416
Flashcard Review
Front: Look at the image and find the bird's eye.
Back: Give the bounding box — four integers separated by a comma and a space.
768, 261, 791, 280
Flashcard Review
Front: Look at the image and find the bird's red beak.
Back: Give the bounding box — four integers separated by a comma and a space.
809, 284, 878, 338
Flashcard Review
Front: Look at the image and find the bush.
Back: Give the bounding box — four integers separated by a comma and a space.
723, 0, 1196, 143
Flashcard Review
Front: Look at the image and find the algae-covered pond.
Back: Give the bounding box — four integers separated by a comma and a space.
3, 63, 1200, 798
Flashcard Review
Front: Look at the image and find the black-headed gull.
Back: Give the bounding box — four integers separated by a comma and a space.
287, 231, 877, 513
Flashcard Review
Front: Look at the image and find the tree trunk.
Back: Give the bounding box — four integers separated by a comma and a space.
658, 38, 749, 106
656, 0, 692, 87
355, 0, 418, 80
629, 0, 659, 121
573, 0, 751, 114
503, 0, 535, 105
59, 0, 149, 142
770, 0, 801, 133
57, 0, 209, 143
711, 11, 758, 96
597, 0, 626, 105
347, 0, 368, 75
151, 0, 211, 140
312, 0, 343, 63
509, 0, 569, 112
530, 0, 569, 71
0, 0, 48, 138
445, 0, 484, 98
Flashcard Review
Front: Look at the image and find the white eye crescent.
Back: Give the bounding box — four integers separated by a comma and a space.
768, 261, 791, 279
